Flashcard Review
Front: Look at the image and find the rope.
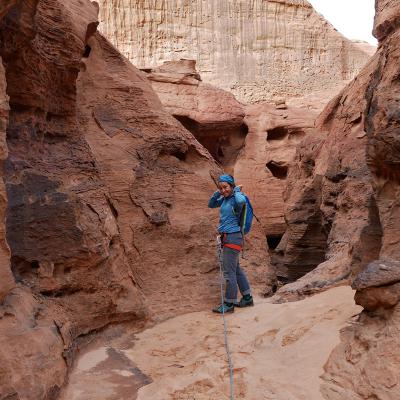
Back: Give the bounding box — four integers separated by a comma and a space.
217, 235, 235, 400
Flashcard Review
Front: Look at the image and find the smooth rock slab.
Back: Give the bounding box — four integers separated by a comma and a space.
352, 259, 400, 290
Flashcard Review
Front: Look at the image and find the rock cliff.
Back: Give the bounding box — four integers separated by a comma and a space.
0, 51, 13, 303
274, 0, 399, 296
0, 1, 225, 398
142, 60, 247, 170
1, 0, 399, 398
270, 0, 400, 397
321, 2, 400, 397
144, 60, 320, 291
97, 0, 374, 103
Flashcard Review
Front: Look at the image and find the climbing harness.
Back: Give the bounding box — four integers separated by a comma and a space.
217, 235, 235, 400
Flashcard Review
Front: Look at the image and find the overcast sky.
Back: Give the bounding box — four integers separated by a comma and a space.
308, 0, 377, 45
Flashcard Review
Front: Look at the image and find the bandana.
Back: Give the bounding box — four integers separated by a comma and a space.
218, 174, 235, 186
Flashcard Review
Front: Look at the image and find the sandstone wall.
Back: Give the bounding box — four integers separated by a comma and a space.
76, 34, 230, 318
143, 60, 323, 293
268, 0, 400, 396
321, 3, 400, 397
0, 54, 13, 303
97, 0, 373, 103
273, 53, 384, 296
236, 102, 318, 237
144, 60, 246, 170
0, 1, 222, 398
91, 57, 273, 296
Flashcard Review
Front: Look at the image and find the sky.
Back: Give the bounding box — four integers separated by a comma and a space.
308, 0, 377, 45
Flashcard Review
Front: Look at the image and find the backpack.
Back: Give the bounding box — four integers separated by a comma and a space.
240, 195, 254, 235
232, 194, 254, 235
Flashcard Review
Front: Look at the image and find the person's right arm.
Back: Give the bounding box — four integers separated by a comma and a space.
208, 191, 223, 208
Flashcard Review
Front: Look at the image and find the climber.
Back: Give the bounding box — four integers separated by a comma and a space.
208, 174, 254, 314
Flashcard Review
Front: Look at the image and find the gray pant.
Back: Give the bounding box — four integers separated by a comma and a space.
222, 246, 251, 303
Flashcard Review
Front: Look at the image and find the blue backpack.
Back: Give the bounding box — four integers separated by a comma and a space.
241, 195, 254, 235
233, 195, 254, 235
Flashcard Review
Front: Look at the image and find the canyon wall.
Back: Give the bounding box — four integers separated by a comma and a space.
268, 0, 400, 397
274, 0, 399, 295
321, 1, 400, 397
97, 0, 374, 103
0, 46, 13, 303
143, 60, 321, 291
141, 59, 277, 290
0, 1, 227, 398
236, 102, 318, 242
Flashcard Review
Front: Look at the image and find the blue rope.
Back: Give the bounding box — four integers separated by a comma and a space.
217, 236, 235, 400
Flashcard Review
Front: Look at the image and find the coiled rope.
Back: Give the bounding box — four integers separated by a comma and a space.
217, 235, 235, 400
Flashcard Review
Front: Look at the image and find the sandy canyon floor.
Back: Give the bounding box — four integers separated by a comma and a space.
60, 286, 360, 400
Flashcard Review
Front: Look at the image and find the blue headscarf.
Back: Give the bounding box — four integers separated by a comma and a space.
218, 174, 235, 186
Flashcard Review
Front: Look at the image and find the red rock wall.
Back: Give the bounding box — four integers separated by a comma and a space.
76, 33, 225, 317
321, 2, 400, 397
373, 0, 400, 41
0, 1, 221, 398
138, 59, 276, 292
274, 1, 400, 293
0, 54, 13, 302
270, 0, 400, 396
141, 60, 323, 292
272, 49, 385, 294
143, 60, 247, 170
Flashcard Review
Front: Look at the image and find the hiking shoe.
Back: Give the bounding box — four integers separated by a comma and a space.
212, 303, 234, 314
236, 296, 254, 308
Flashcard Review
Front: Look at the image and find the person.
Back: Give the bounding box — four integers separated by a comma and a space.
208, 174, 254, 313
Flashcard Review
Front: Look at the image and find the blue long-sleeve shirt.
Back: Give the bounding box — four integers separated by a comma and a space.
208, 187, 246, 233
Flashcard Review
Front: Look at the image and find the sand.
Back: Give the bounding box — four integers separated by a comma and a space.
61, 286, 361, 400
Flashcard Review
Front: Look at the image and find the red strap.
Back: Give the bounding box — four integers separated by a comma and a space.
224, 243, 242, 251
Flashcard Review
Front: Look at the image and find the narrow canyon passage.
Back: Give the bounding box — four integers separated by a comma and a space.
61, 286, 360, 400
4, 1, 400, 399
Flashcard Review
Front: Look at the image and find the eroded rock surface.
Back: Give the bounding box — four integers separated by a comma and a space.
61, 286, 360, 400
143, 59, 246, 170
143, 60, 321, 290
237, 102, 319, 239
274, 0, 400, 296
76, 33, 245, 318
267, 1, 400, 398
323, 262, 400, 400
273, 51, 383, 294
321, 5, 400, 396
0, 1, 225, 398
97, 0, 374, 103
0, 53, 13, 303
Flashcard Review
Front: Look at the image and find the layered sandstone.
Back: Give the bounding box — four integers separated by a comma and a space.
274, 0, 399, 293
321, 3, 400, 397
97, 0, 374, 103
144, 61, 321, 235
144, 60, 321, 291
140, 59, 274, 290
273, 54, 384, 294
0, 1, 226, 398
237, 102, 319, 239
143, 60, 246, 170
0, 55, 13, 302
268, 0, 400, 397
